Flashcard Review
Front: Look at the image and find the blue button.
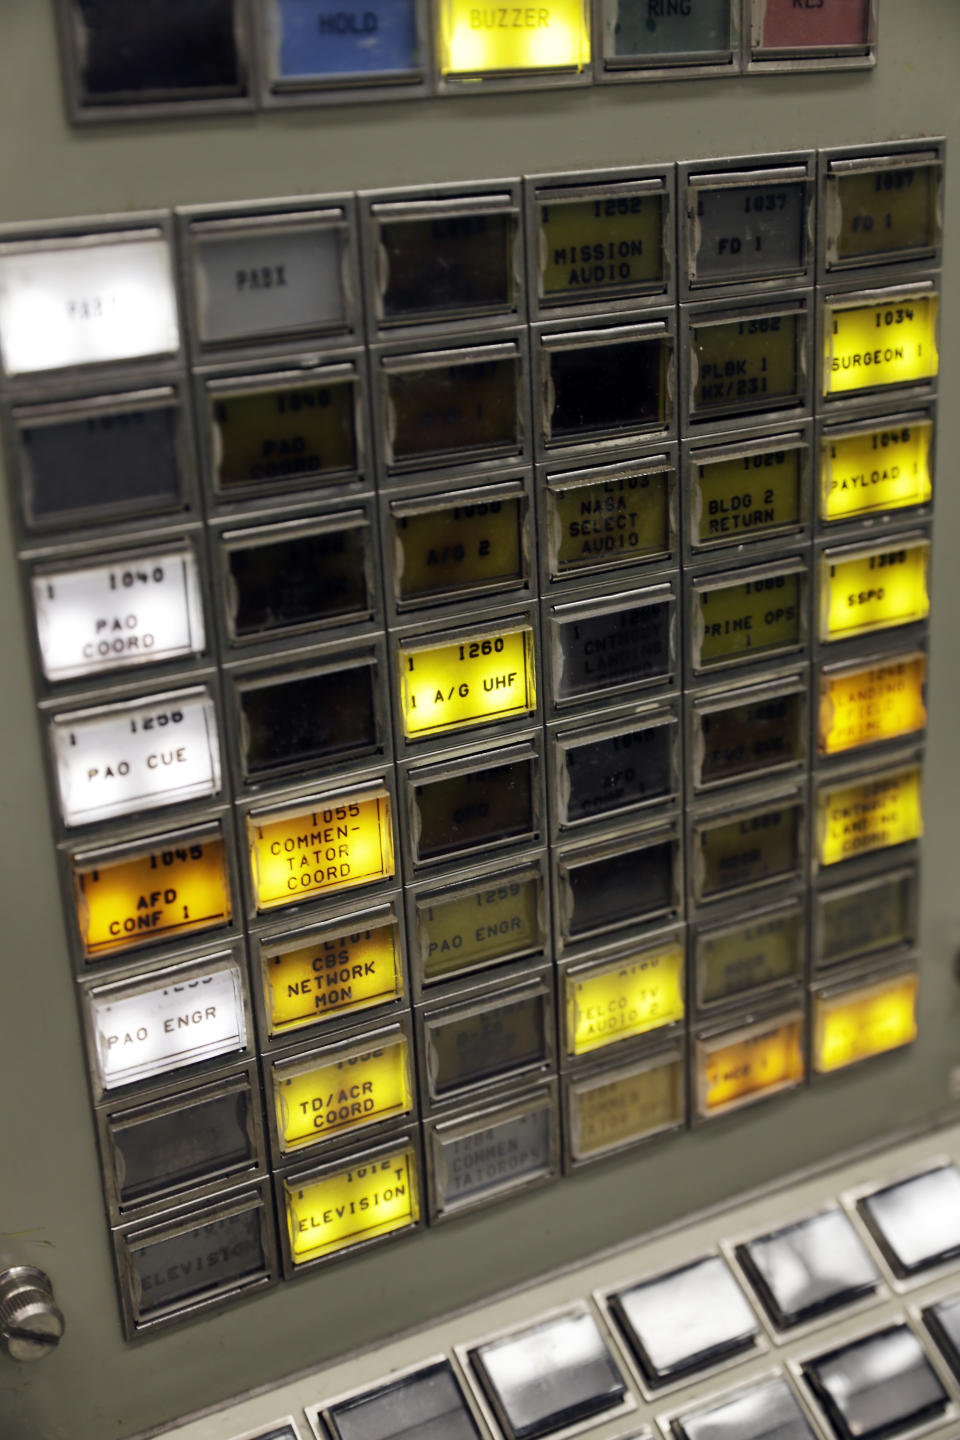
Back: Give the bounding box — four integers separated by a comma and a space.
271, 0, 420, 81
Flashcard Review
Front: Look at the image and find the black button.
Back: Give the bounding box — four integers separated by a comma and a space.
237, 664, 379, 781
74, 0, 245, 102
673, 1376, 816, 1440
227, 528, 371, 641
470, 1308, 626, 1440
380, 213, 515, 322
858, 1165, 960, 1279
548, 338, 666, 442
609, 1255, 758, 1388
803, 1325, 948, 1440
327, 1360, 482, 1440
923, 1293, 960, 1382
414, 756, 535, 863
113, 1087, 254, 1209
736, 1208, 880, 1330
567, 836, 677, 939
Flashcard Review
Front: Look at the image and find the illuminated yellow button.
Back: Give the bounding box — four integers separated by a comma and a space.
700, 1017, 804, 1116
263, 920, 403, 1037
821, 419, 932, 523
565, 943, 685, 1057
814, 972, 918, 1074
818, 764, 922, 868
830, 162, 940, 267
439, 0, 591, 76
820, 540, 929, 643
697, 568, 803, 668
824, 294, 938, 397
419, 870, 543, 981
569, 1052, 684, 1161
549, 469, 671, 575
285, 1144, 419, 1266
73, 829, 231, 959
274, 1034, 413, 1153
247, 793, 395, 912
395, 495, 524, 603
538, 192, 665, 301
399, 626, 536, 740
819, 654, 927, 757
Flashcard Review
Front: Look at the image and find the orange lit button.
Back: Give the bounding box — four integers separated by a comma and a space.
698, 1014, 804, 1117
73, 826, 231, 959
818, 654, 927, 757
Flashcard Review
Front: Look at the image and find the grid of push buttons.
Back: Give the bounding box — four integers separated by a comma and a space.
54, 0, 879, 121
196, 1154, 960, 1440
0, 136, 941, 1336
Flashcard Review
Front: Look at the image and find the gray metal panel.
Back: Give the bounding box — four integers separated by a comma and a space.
0, 4, 959, 1440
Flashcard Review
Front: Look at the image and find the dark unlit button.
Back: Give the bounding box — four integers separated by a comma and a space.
112, 1086, 255, 1209
74, 0, 245, 100
548, 338, 666, 441
610, 1255, 758, 1387
128, 1205, 266, 1317
858, 1165, 960, 1278
18, 399, 183, 529
802, 1325, 948, 1440
471, 1308, 627, 1440
736, 1208, 880, 1330
673, 1376, 816, 1440
327, 1359, 483, 1440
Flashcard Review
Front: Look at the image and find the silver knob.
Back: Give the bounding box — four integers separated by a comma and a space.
0, 1267, 65, 1362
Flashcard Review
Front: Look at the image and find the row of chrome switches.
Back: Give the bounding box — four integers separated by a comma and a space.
195, 1158, 960, 1440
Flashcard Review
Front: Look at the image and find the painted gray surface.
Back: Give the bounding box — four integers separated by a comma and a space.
0, 3, 958, 1437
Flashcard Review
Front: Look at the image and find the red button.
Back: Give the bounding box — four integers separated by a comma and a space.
760, 0, 872, 50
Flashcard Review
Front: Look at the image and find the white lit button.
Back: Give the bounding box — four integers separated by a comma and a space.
32, 547, 205, 683
0, 233, 180, 376
88, 959, 246, 1090
51, 688, 222, 829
